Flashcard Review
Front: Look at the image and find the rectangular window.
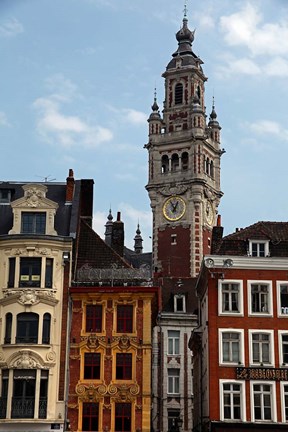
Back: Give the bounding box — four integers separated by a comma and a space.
0, 189, 12, 203
249, 241, 268, 257
280, 332, 288, 365
116, 353, 132, 380
117, 305, 133, 333
278, 283, 288, 316
168, 330, 180, 355
174, 294, 186, 313
115, 403, 131, 432
16, 313, 39, 344
86, 305, 103, 333
39, 370, 48, 419
168, 409, 181, 431
11, 370, 36, 419
252, 383, 274, 421
221, 282, 240, 313
21, 212, 46, 234
19, 258, 41, 288
251, 333, 271, 365
222, 332, 240, 363
222, 383, 242, 420
8, 257, 15, 288
168, 369, 180, 394
282, 383, 288, 422
45, 258, 53, 288
84, 353, 101, 380
248, 281, 272, 315
0, 370, 8, 419
82, 402, 99, 432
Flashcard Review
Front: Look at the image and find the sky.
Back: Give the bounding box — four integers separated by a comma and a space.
1, 0, 288, 251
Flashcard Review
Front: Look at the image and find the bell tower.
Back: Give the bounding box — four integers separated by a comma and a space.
145, 12, 224, 278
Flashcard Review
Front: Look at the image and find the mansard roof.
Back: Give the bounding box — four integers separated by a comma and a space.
214, 221, 288, 257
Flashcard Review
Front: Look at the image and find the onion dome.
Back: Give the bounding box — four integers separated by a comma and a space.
176, 16, 195, 44
149, 88, 161, 120
208, 98, 220, 127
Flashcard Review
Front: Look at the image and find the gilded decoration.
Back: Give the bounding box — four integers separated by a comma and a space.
76, 383, 107, 401
108, 383, 140, 402
112, 336, 137, 350
81, 334, 105, 349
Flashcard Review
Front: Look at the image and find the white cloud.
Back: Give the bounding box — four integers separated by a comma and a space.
215, 55, 261, 78
220, 3, 288, 57
0, 112, 10, 127
0, 18, 24, 38
249, 120, 288, 141
122, 109, 147, 125
119, 202, 152, 229
265, 57, 288, 76
92, 211, 107, 239
33, 76, 113, 148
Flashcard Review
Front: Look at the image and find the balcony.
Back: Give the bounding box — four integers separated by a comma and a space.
11, 397, 35, 418
0, 397, 7, 419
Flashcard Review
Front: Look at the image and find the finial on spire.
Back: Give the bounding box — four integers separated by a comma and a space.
183, 1, 188, 18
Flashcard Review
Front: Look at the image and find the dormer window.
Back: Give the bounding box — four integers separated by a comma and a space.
249, 241, 269, 257
0, 189, 12, 203
21, 212, 46, 234
174, 294, 186, 313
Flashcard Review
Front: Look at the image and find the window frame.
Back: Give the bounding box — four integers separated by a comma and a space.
280, 382, 288, 423
19, 257, 42, 288
219, 379, 246, 421
16, 312, 39, 344
250, 381, 276, 422
247, 280, 273, 316
83, 352, 101, 380
82, 402, 99, 432
279, 331, 288, 366
174, 83, 183, 105
249, 240, 269, 257
249, 330, 274, 367
218, 280, 243, 316
116, 305, 134, 334
114, 403, 131, 432
167, 368, 180, 395
21, 212, 46, 235
174, 294, 186, 313
168, 330, 180, 355
219, 329, 244, 366
115, 353, 133, 380
277, 281, 288, 317
85, 304, 103, 333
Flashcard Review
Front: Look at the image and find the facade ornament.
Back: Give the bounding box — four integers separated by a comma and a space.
75, 383, 108, 401
46, 351, 56, 362
159, 184, 188, 196
107, 383, 140, 402
11, 351, 40, 369
18, 290, 39, 305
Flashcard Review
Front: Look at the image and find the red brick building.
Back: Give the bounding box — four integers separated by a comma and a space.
190, 221, 288, 431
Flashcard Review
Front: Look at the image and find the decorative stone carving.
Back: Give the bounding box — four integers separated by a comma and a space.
108, 383, 140, 402
75, 383, 108, 401
46, 351, 56, 362
159, 185, 188, 196
18, 290, 39, 305
11, 352, 40, 369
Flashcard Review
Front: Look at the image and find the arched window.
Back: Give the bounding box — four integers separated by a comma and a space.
5, 313, 12, 344
206, 158, 210, 175
182, 152, 189, 171
16, 312, 39, 344
161, 155, 169, 174
42, 313, 51, 344
210, 161, 214, 178
171, 154, 179, 172
174, 83, 183, 105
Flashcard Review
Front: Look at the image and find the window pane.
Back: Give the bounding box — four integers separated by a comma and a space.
16, 313, 39, 344
84, 353, 101, 380
115, 403, 131, 432
82, 402, 99, 431
86, 305, 102, 333
117, 305, 133, 333
45, 259, 53, 288
116, 353, 132, 380
21, 212, 46, 234
19, 258, 41, 288
8, 257, 15, 288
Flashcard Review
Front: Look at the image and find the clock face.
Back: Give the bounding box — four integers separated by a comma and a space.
163, 196, 186, 221
205, 200, 214, 226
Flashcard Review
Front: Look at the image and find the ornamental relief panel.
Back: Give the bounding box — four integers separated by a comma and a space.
0, 349, 56, 369
1, 289, 58, 305
80, 334, 106, 349
75, 382, 140, 403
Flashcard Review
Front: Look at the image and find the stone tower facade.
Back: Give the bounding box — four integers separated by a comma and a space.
145, 13, 224, 278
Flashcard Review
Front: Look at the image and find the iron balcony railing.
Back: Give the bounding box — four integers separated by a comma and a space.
11, 397, 35, 418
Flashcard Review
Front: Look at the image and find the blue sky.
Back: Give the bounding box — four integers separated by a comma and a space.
1, 0, 288, 251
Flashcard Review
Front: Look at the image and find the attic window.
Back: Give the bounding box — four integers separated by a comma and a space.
249, 241, 269, 257
0, 189, 12, 203
174, 294, 186, 313
21, 212, 46, 234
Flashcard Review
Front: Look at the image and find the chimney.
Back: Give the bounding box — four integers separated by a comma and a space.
111, 212, 124, 257
211, 214, 224, 254
66, 168, 75, 202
